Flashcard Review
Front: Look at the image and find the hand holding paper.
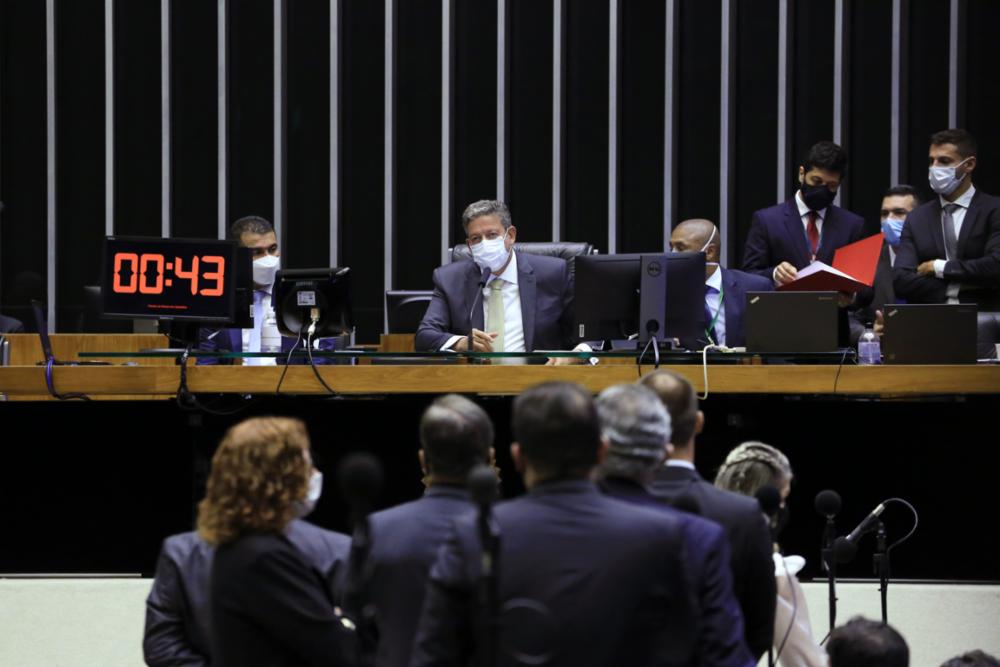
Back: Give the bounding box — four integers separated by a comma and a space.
777, 233, 884, 294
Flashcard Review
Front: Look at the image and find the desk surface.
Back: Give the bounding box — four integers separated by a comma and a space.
2, 363, 999, 398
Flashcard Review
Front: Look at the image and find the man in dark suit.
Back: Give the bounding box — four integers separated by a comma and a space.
594, 383, 754, 667
0, 313, 24, 334
411, 381, 698, 667
362, 394, 491, 667
143, 520, 351, 667
415, 200, 577, 354
641, 370, 776, 662
893, 129, 1000, 357
669, 219, 773, 349
742, 141, 866, 287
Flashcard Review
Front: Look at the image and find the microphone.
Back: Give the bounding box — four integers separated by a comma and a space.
338, 452, 384, 522
843, 502, 887, 544
814, 489, 842, 518
756, 484, 781, 518
833, 535, 858, 564
467, 463, 498, 508
467, 463, 500, 667
467, 265, 492, 353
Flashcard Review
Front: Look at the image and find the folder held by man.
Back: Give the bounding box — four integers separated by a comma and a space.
777, 233, 883, 294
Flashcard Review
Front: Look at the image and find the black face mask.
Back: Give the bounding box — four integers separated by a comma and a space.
801, 183, 837, 211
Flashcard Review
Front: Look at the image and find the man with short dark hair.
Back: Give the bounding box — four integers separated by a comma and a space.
362, 394, 493, 667
411, 381, 699, 666
642, 370, 776, 661
941, 650, 1000, 667
742, 141, 866, 287
594, 383, 753, 667
893, 129, 1000, 357
826, 616, 909, 667
415, 200, 577, 354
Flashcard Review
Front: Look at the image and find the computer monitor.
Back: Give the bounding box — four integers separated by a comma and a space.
574, 254, 642, 342
637, 252, 706, 347
273, 268, 354, 338
385, 290, 434, 334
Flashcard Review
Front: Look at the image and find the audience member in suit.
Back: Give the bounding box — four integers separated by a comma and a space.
826, 616, 909, 667
594, 383, 754, 667
361, 394, 491, 667
411, 381, 699, 667
669, 219, 773, 349
198, 417, 358, 667
714, 441, 826, 667
143, 520, 351, 667
641, 370, 776, 661
198, 216, 337, 365
941, 650, 1000, 667
849, 185, 921, 342
415, 200, 580, 358
0, 313, 24, 334
893, 129, 1000, 358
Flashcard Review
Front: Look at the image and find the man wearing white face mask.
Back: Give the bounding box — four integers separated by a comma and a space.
669, 219, 772, 349
893, 129, 1000, 357
415, 199, 580, 359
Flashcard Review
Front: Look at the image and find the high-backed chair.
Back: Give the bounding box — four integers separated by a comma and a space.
448, 241, 596, 278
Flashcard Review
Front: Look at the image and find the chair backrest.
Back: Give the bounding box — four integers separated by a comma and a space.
385, 290, 434, 333
449, 242, 595, 278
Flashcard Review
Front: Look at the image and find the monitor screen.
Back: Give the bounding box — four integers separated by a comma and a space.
574, 254, 642, 342
101, 236, 238, 323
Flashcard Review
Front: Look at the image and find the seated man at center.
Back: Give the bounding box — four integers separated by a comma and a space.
416, 199, 577, 355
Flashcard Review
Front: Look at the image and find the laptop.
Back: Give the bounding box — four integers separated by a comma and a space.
31, 301, 110, 366
882, 303, 977, 364
745, 291, 840, 353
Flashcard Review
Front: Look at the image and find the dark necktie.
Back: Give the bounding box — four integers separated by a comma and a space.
941, 203, 959, 261
704, 285, 719, 344
806, 211, 820, 259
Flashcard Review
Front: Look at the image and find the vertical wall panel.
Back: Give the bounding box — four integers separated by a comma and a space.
170, 0, 218, 240
0, 0, 48, 329
905, 0, 949, 201
340, 0, 385, 342
618, 0, 665, 253
676, 0, 721, 225
507, 0, 554, 242
286, 0, 331, 269
451, 0, 497, 248
394, 0, 442, 288
846, 0, 892, 228
733, 0, 780, 267
228, 0, 273, 225
965, 0, 1000, 197
54, 0, 105, 330
114, 0, 162, 238
563, 1, 609, 250
790, 0, 835, 191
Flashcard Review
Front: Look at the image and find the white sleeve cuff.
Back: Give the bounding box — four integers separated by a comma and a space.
441, 335, 463, 352
772, 266, 781, 286
933, 259, 947, 279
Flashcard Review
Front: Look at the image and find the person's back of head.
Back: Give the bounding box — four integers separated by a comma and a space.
827, 616, 909, 667
714, 440, 793, 499
419, 394, 494, 485
512, 381, 601, 484
638, 370, 701, 450
941, 650, 1000, 667
595, 383, 672, 484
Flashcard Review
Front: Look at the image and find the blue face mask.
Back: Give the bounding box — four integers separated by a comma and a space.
880, 218, 905, 247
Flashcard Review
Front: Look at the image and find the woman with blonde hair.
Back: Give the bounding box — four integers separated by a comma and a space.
199, 416, 356, 667
715, 441, 826, 667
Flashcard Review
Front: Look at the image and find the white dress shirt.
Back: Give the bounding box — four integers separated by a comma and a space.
704, 267, 726, 346
442, 251, 525, 352
772, 191, 828, 284
933, 184, 976, 304
664, 459, 697, 471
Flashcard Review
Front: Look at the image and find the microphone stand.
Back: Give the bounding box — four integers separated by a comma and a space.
821, 515, 839, 635
476, 498, 500, 667
873, 520, 889, 623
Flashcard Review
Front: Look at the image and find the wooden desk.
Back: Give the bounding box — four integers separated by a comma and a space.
1, 363, 998, 398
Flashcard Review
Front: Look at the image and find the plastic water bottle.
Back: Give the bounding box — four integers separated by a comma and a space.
858, 327, 881, 365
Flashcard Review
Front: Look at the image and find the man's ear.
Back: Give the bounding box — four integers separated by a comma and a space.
661, 442, 675, 464
798, 166, 805, 184
418, 449, 428, 476
488, 447, 496, 467
510, 443, 525, 474
506, 225, 517, 247
695, 410, 705, 436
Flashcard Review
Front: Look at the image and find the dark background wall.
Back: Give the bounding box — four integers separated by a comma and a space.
2, 0, 998, 340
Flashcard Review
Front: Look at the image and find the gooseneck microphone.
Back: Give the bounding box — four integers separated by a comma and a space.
814, 489, 842, 635
467, 464, 500, 667
755, 484, 782, 541
844, 502, 886, 543
467, 265, 493, 353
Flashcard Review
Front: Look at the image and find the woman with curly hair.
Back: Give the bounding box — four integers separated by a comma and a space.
199, 416, 357, 667
715, 441, 826, 667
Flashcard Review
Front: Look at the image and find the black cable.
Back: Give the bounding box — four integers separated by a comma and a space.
176, 345, 260, 416
636, 335, 659, 378
275, 324, 306, 395
832, 347, 853, 394
306, 331, 339, 395
883, 497, 919, 556
44, 358, 90, 401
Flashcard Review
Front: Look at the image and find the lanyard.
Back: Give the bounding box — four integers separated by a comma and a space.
705, 282, 725, 344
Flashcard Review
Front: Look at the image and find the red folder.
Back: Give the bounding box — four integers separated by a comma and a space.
777, 233, 884, 294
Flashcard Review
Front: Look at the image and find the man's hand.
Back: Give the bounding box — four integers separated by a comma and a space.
917, 260, 938, 276
455, 329, 497, 352
837, 291, 854, 308
774, 261, 798, 286
874, 310, 884, 336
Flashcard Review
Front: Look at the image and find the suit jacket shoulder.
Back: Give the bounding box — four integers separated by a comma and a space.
723, 268, 773, 292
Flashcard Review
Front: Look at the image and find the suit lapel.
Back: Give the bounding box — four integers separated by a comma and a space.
229, 329, 242, 352
928, 200, 947, 260
517, 253, 537, 352
782, 198, 812, 267
720, 269, 741, 342
957, 191, 982, 257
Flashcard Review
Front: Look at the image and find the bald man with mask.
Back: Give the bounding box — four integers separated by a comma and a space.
669, 219, 773, 349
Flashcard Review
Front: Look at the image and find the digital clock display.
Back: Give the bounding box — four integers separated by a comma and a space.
102, 236, 238, 322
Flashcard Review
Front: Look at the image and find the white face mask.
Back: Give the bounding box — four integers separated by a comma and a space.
253, 254, 280, 286
293, 469, 323, 518
700, 226, 719, 266
928, 157, 971, 196
470, 231, 511, 273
